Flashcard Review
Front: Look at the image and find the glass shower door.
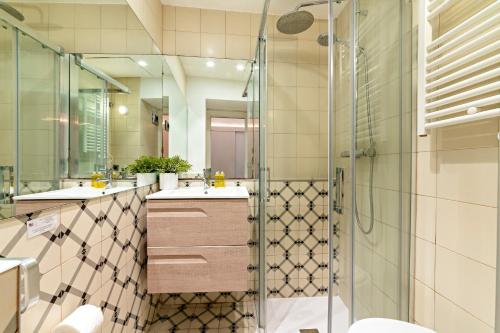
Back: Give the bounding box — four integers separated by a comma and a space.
333, 0, 413, 324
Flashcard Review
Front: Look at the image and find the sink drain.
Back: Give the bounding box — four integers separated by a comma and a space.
299, 330, 319, 333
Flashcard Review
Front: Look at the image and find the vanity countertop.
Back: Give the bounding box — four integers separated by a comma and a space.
13, 186, 134, 201
146, 186, 249, 200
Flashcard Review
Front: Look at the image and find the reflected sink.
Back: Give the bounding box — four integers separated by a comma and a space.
146, 186, 249, 200
13, 186, 133, 201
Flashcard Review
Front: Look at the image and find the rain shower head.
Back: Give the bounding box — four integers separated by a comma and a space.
276, 10, 314, 35
276, 0, 335, 35
0, 1, 24, 21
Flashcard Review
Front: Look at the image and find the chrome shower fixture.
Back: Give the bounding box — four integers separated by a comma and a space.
317, 32, 349, 47
0, 1, 24, 21
276, 0, 344, 35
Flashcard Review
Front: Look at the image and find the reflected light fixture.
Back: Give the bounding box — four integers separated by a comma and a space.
137, 60, 148, 67
206, 60, 215, 68
118, 105, 129, 115
236, 64, 245, 71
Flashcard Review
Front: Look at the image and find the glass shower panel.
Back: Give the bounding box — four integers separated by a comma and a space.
0, 21, 15, 218
332, 0, 355, 329
350, 0, 412, 322
18, 30, 60, 195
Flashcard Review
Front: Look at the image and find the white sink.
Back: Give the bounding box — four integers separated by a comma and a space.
13, 186, 133, 201
146, 186, 249, 200
348, 318, 436, 333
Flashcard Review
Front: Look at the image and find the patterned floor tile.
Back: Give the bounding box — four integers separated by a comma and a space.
150, 302, 257, 332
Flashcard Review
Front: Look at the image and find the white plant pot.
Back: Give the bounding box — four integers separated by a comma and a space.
136, 173, 157, 187
159, 173, 178, 190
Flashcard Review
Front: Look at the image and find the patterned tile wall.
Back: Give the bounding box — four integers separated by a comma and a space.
265, 180, 337, 298
156, 180, 336, 306
0, 184, 160, 333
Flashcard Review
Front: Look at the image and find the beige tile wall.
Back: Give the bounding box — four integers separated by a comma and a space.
11, 2, 158, 54
0, 185, 160, 333
126, 0, 162, 51
413, 1, 497, 332
266, 16, 329, 180
414, 123, 498, 333
162, 5, 260, 60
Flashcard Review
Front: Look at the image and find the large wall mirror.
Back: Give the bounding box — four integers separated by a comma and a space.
0, 0, 254, 221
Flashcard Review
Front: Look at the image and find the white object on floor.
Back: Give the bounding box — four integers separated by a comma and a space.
348, 318, 436, 333
266, 296, 349, 333
146, 185, 249, 199
13, 186, 133, 200
52, 304, 103, 333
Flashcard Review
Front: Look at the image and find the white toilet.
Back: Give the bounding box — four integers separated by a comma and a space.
348, 318, 436, 333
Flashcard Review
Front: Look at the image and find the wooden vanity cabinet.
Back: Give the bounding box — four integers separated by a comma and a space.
146, 198, 249, 293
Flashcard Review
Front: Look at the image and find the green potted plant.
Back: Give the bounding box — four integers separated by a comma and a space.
158, 156, 191, 190
126, 156, 160, 187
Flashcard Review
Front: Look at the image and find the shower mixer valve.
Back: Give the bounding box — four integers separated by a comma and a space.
340, 144, 376, 159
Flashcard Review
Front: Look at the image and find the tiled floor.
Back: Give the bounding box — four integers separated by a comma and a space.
149, 302, 257, 333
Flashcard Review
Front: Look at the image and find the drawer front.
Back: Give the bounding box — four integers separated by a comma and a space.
147, 246, 249, 293
147, 199, 248, 247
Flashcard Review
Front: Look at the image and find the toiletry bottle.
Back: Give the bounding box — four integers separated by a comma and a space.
220, 171, 225, 188
214, 171, 220, 188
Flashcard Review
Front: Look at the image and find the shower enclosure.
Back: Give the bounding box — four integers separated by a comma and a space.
246, 0, 413, 331
0, 12, 65, 219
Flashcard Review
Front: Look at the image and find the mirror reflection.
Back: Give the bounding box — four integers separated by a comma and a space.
0, 46, 254, 220
70, 54, 167, 176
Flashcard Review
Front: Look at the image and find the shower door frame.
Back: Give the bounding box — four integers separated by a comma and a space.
332, 0, 413, 327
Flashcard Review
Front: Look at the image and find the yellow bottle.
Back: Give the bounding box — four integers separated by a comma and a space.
214, 171, 221, 188
220, 171, 225, 188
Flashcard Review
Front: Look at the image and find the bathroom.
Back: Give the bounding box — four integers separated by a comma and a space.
0, 0, 498, 332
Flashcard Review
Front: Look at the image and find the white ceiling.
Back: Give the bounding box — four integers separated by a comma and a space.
161, 0, 347, 19
83, 54, 168, 78
179, 57, 251, 82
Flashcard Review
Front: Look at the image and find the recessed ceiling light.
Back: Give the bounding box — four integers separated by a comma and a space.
206, 60, 215, 68
236, 64, 245, 71
118, 105, 129, 115
137, 60, 148, 67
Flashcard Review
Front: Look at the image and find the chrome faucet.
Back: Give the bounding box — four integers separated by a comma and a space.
202, 168, 212, 190
96, 167, 114, 189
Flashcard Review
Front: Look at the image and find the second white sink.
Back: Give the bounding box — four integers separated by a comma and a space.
146, 186, 249, 200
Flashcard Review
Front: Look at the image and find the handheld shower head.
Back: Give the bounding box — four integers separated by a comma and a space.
317, 33, 349, 47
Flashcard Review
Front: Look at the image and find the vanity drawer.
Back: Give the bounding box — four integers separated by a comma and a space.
147, 199, 248, 247
147, 245, 249, 293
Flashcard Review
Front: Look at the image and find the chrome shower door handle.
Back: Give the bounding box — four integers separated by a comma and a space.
334, 167, 343, 214
266, 167, 271, 202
